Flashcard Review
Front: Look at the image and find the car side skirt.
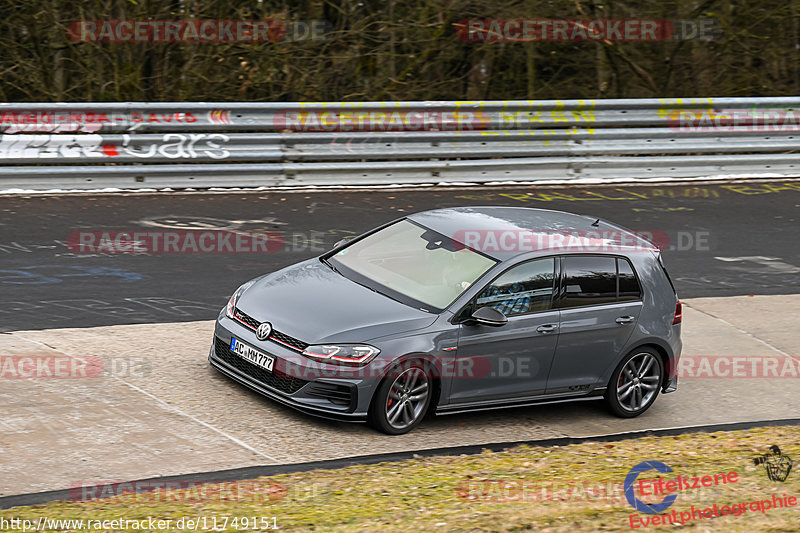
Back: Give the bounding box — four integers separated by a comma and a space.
435, 388, 606, 416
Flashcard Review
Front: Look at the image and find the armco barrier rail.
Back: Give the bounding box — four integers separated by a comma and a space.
1, 97, 799, 189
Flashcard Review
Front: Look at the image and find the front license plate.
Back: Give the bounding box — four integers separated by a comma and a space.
230, 337, 275, 372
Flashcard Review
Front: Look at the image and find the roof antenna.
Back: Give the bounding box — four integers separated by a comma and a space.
591, 218, 600, 227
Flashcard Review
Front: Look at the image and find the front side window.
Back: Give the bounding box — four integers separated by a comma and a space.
475, 257, 555, 317
329, 219, 497, 311
560, 255, 642, 308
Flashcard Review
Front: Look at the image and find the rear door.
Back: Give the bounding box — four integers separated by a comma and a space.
545, 255, 643, 394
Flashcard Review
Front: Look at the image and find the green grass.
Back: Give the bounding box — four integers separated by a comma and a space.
2, 425, 798, 532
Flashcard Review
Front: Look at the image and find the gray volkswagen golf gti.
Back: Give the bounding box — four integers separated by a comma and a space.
209, 207, 682, 434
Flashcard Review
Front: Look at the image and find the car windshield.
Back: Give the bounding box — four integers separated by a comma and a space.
328, 219, 497, 311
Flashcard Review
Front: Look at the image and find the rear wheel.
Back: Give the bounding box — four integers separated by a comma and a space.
605, 348, 663, 418
368, 361, 431, 435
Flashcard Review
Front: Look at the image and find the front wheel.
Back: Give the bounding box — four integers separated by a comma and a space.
605, 348, 663, 418
368, 361, 432, 435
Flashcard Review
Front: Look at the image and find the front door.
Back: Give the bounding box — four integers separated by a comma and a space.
450, 257, 560, 403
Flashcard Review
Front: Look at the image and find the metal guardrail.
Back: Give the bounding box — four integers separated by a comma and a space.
1, 97, 799, 189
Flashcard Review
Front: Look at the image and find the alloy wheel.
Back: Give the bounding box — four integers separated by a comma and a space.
385, 367, 430, 430
616, 352, 661, 412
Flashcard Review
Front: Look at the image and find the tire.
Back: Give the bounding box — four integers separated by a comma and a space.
605, 347, 663, 418
368, 360, 432, 435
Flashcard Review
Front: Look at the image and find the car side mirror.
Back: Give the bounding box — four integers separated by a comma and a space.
333, 236, 355, 248
470, 306, 508, 327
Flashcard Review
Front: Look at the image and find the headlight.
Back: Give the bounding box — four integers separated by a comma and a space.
225, 279, 257, 319
302, 344, 380, 366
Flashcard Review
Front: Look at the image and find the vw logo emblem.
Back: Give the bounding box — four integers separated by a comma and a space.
256, 322, 272, 341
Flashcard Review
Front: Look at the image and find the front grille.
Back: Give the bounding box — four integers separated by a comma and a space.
214, 336, 307, 394
233, 309, 260, 329
307, 382, 354, 407
233, 308, 309, 353
270, 330, 309, 352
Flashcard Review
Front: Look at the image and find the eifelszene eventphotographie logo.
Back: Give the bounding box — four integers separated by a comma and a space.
623, 459, 796, 528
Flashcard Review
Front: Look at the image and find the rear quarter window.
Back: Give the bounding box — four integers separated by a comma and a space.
617, 257, 642, 301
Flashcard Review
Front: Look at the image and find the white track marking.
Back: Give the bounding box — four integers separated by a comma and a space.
12, 333, 281, 463
714, 256, 800, 274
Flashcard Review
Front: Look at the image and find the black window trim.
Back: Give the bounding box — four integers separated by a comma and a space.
555, 253, 644, 311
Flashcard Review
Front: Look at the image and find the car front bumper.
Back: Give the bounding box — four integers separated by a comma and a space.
209, 315, 375, 422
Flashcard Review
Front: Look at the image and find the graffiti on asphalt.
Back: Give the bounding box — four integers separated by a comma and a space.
0, 266, 146, 284
136, 215, 287, 231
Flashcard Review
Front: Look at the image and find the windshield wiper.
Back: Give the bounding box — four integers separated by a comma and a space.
321, 256, 341, 274
355, 280, 410, 307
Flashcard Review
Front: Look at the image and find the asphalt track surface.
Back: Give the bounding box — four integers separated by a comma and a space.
1, 180, 800, 505
1, 180, 799, 332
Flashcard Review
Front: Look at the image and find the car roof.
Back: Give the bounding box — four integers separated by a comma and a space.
406, 206, 657, 261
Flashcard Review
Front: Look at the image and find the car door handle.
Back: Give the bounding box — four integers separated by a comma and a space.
616, 315, 635, 324
536, 324, 557, 333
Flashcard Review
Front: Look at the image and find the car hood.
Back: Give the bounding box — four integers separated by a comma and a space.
235, 259, 437, 344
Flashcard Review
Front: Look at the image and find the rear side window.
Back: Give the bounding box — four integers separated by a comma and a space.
560, 256, 617, 308
560, 255, 642, 308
